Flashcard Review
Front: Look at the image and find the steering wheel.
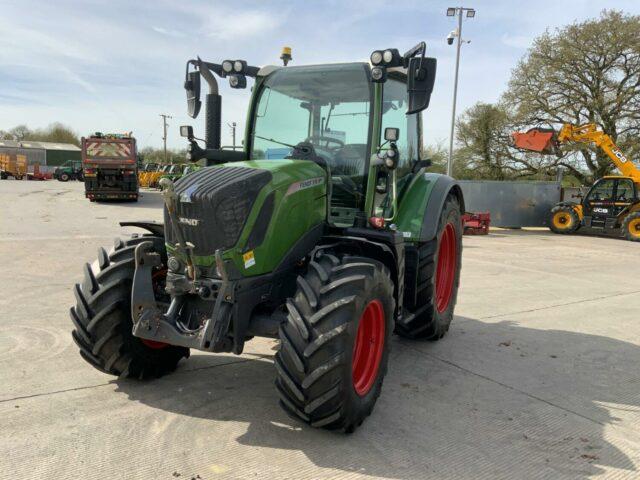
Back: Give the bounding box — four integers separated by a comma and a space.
306, 135, 345, 149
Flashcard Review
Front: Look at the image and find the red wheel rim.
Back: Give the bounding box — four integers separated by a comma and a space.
141, 269, 170, 350
141, 339, 169, 349
352, 299, 385, 397
435, 223, 457, 313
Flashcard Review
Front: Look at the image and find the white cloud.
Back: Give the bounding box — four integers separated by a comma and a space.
501, 33, 533, 49
152, 26, 185, 38
204, 9, 287, 39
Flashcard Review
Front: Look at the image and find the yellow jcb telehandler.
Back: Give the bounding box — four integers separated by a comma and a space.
513, 123, 640, 241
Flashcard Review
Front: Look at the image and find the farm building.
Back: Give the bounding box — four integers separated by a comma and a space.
0, 140, 81, 171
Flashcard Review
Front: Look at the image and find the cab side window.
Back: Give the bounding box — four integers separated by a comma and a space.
381, 78, 420, 179
616, 179, 635, 202
586, 179, 616, 202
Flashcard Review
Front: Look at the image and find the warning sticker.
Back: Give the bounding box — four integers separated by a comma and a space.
243, 250, 256, 269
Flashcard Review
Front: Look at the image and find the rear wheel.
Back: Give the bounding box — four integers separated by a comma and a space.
275, 252, 394, 433
396, 194, 462, 340
549, 205, 580, 234
622, 212, 640, 242
70, 235, 189, 378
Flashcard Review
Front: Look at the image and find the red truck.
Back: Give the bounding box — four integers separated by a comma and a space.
82, 133, 139, 201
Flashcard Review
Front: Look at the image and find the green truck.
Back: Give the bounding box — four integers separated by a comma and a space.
69, 43, 464, 432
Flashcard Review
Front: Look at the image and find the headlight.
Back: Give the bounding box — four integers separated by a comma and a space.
371, 66, 385, 82
385, 157, 396, 169
233, 60, 244, 72
167, 256, 181, 273
229, 75, 239, 87
383, 49, 393, 63
370, 50, 383, 65
222, 60, 233, 73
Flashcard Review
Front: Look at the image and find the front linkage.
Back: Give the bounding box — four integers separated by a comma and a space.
131, 178, 235, 353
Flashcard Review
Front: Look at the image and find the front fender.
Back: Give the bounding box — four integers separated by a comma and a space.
555, 201, 584, 220
395, 173, 465, 242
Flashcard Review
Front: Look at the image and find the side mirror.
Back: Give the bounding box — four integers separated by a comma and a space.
407, 57, 436, 114
184, 71, 201, 118
180, 125, 193, 139
384, 127, 399, 142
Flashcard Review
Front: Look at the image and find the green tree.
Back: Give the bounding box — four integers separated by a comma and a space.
503, 9, 640, 183
139, 146, 187, 165
455, 102, 513, 180
0, 123, 80, 145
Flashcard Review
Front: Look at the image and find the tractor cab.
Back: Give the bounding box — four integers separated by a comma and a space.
180, 44, 436, 228
581, 176, 638, 229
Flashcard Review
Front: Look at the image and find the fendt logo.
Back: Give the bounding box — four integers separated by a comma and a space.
179, 217, 200, 226
612, 148, 628, 163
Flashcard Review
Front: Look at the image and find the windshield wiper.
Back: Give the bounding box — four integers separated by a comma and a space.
253, 134, 296, 149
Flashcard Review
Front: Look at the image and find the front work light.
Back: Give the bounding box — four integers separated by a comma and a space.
229, 74, 247, 89
222, 60, 233, 73
233, 60, 246, 73
370, 50, 383, 65
371, 66, 386, 82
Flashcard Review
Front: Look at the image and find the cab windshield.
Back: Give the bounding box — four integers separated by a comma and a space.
250, 63, 372, 211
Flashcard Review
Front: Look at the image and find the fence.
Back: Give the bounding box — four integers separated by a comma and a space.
459, 180, 562, 228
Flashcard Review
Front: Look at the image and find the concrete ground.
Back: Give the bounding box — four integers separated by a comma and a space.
1, 179, 639, 480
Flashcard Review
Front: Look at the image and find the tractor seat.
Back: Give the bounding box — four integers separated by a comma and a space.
333, 144, 367, 176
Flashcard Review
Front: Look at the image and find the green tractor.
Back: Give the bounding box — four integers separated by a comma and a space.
54, 160, 83, 182
70, 43, 464, 433
159, 163, 200, 186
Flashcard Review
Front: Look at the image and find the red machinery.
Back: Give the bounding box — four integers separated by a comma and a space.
462, 212, 491, 235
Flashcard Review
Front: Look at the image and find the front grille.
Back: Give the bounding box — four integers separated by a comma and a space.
164, 166, 272, 256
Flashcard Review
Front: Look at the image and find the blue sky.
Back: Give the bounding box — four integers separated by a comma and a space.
1, 0, 639, 149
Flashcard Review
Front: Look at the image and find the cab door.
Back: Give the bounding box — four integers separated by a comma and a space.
583, 178, 617, 229
612, 178, 637, 220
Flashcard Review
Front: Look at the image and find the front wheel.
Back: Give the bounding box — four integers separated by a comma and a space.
622, 212, 640, 242
275, 252, 394, 433
70, 235, 189, 378
59, 173, 70, 182
549, 205, 580, 234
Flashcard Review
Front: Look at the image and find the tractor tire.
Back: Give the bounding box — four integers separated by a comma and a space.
395, 194, 462, 340
59, 173, 70, 182
275, 252, 394, 433
549, 205, 580, 234
622, 212, 640, 242
70, 235, 189, 378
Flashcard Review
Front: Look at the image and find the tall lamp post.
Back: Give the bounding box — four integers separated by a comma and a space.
446, 6, 475, 177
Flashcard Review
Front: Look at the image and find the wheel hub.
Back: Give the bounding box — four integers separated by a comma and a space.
352, 299, 385, 397
435, 222, 457, 313
553, 212, 571, 228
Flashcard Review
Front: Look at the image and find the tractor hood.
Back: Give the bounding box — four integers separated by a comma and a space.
164, 160, 327, 277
